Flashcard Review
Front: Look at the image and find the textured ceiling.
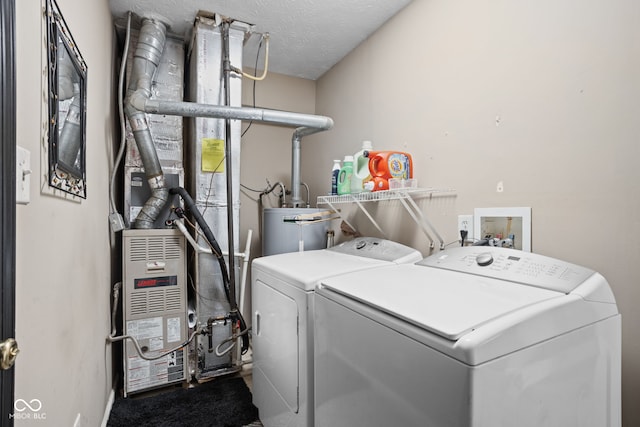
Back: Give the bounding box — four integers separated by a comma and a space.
109, 0, 412, 80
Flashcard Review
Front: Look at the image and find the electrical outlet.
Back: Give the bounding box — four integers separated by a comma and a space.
458, 215, 473, 243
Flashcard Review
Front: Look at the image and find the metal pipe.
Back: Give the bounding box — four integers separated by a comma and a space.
301, 182, 310, 207
222, 21, 237, 312
131, 96, 333, 130
291, 134, 302, 207
130, 93, 333, 209
278, 182, 286, 207
238, 228, 252, 318
236, 228, 252, 366
123, 18, 167, 229
290, 125, 331, 207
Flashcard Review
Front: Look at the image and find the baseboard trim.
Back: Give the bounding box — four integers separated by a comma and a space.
100, 388, 115, 427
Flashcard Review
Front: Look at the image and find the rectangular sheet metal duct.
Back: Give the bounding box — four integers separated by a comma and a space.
187, 17, 249, 379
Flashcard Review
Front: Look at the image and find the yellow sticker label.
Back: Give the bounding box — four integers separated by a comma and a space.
201, 138, 225, 172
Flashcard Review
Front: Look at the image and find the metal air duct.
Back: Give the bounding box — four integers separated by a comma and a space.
123, 18, 168, 229
124, 16, 333, 249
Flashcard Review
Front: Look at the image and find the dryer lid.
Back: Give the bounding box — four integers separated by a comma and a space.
328, 237, 422, 263
252, 250, 391, 291
318, 264, 563, 341
252, 238, 421, 291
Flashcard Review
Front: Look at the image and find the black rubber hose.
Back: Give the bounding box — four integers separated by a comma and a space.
170, 187, 231, 302
169, 187, 249, 354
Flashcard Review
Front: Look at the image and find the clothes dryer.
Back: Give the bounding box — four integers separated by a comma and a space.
314, 246, 621, 427
251, 238, 422, 427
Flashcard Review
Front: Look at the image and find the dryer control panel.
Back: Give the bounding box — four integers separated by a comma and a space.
329, 237, 422, 264
418, 247, 595, 294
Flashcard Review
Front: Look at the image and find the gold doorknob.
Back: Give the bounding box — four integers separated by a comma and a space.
0, 338, 19, 370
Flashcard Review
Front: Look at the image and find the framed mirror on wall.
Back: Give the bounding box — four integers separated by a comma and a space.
45, 0, 87, 198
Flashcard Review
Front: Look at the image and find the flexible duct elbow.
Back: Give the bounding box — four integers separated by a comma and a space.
134, 178, 169, 229
123, 18, 168, 228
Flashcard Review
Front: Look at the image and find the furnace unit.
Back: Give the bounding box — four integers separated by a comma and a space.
122, 229, 188, 396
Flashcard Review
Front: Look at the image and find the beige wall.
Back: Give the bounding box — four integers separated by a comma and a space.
15, 0, 114, 425
239, 71, 317, 317
11, 0, 637, 424
305, 0, 639, 425
240, 71, 317, 258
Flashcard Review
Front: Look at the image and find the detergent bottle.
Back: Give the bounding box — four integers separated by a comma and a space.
337, 155, 353, 195
367, 151, 413, 191
351, 140, 374, 194
330, 159, 341, 195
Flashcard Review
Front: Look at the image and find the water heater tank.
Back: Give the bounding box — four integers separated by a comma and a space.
262, 207, 329, 256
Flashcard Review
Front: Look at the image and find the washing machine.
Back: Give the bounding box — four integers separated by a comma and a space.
314, 246, 621, 427
251, 237, 422, 427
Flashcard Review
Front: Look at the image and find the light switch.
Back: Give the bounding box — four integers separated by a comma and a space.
16, 146, 31, 205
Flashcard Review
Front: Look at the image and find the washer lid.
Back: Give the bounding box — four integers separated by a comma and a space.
318, 263, 563, 341
417, 247, 596, 294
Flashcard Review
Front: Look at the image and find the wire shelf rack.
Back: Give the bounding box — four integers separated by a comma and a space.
317, 187, 456, 249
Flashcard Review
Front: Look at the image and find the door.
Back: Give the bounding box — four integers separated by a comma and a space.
252, 278, 299, 413
0, 0, 18, 424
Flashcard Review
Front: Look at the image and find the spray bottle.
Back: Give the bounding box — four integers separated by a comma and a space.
331, 159, 341, 195
351, 140, 374, 193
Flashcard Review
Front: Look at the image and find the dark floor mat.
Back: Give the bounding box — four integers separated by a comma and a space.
107, 376, 259, 427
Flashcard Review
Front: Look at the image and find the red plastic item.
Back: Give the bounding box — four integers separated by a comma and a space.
366, 151, 413, 191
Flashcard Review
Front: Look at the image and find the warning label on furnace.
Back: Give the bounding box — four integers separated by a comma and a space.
167, 317, 181, 343
127, 350, 185, 393
201, 138, 225, 173
125, 316, 185, 393
127, 317, 163, 341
